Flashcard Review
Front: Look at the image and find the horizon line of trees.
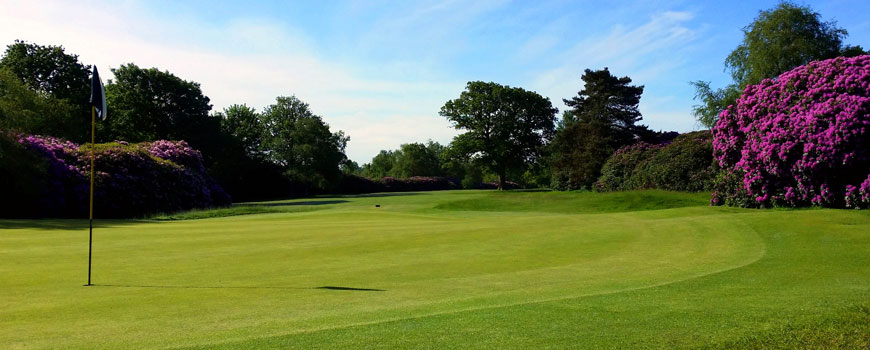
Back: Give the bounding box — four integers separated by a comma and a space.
2, 1, 866, 201
0, 41, 352, 201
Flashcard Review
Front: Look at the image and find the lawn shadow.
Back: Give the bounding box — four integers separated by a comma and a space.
87, 284, 386, 292
503, 188, 553, 193
333, 192, 422, 198
316, 286, 386, 292
0, 219, 143, 231
240, 200, 349, 207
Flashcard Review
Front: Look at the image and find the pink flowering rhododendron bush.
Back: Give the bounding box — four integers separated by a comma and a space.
10, 134, 230, 218
712, 55, 870, 208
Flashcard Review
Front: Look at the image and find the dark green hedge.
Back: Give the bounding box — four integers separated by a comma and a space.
596, 131, 716, 192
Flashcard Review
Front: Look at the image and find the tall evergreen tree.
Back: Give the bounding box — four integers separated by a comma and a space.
551, 68, 646, 190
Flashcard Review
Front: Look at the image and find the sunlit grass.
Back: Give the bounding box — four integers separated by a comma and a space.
1, 190, 868, 349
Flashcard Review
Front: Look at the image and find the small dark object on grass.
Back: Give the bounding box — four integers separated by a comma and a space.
317, 286, 386, 292
375, 204, 381, 207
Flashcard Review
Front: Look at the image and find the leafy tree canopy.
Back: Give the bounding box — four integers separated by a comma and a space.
692, 2, 866, 128
362, 150, 398, 179
104, 63, 214, 143
261, 95, 349, 189
0, 68, 75, 137
726, 2, 848, 87
0, 40, 90, 102
439, 81, 557, 189
392, 141, 443, 178
0, 41, 92, 141
215, 104, 262, 158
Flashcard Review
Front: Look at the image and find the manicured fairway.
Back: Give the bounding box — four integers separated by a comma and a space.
1, 190, 868, 349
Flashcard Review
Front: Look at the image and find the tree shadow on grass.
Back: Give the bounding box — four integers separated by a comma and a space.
0, 219, 143, 231
88, 284, 386, 291
316, 286, 386, 292
333, 192, 422, 198
240, 200, 349, 207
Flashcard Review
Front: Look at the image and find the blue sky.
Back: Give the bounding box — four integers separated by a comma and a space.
1, 0, 868, 163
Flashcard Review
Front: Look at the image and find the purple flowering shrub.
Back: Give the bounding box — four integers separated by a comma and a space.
712, 55, 870, 208
14, 134, 89, 216
0, 132, 52, 217
11, 134, 230, 218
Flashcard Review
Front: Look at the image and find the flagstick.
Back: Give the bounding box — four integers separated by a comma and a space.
86, 105, 95, 286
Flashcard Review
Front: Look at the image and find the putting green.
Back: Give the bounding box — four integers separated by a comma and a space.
0, 190, 867, 349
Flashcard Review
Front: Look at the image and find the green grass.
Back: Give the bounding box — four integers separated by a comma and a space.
1, 190, 868, 349
150, 203, 331, 221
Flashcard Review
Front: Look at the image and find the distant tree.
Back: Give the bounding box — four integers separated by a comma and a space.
215, 104, 262, 158
439, 139, 480, 187
440, 81, 557, 189
0, 40, 90, 103
0, 41, 91, 141
392, 141, 443, 178
551, 68, 647, 189
104, 63, 214, 143
691, 2, 866, 128
0, 68, 77, 138
339, 159, 361, 175
362, 150, 398, 179
261, 95, 348, 190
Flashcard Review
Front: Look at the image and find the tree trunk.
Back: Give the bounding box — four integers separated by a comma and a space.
498, 172, 506, 191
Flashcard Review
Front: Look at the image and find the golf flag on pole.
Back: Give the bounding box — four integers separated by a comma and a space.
89, 66, 107, 120
86, 66, 105, 286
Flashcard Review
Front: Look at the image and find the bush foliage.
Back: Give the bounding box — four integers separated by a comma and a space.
337, 175, 461, 194
0, 132, 49, 217
712, 55, 870, 208
5, 133, 230, 218
596, 131, 716, 192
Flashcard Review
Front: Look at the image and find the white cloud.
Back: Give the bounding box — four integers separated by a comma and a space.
528, 11, 699, 130
0, 0, 463, 163
0, 1, 708, 163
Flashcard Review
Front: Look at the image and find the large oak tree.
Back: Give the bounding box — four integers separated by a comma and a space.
440, 81, 557, 190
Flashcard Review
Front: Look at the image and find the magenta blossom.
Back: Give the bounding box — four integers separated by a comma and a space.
712, 55, 870, 208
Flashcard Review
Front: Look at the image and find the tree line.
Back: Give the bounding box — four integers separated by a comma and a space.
0, 46, 350, 201
1, 1, 865, 201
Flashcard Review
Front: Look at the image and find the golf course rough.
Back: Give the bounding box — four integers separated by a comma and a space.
1, 190, 868, 349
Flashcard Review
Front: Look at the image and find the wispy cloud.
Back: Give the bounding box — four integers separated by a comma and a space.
528, 11, 701, 131
0, 0, 467, 163
12, 1, 864, 161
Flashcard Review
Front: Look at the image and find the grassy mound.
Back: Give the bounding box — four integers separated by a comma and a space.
433, 189, 711, 214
